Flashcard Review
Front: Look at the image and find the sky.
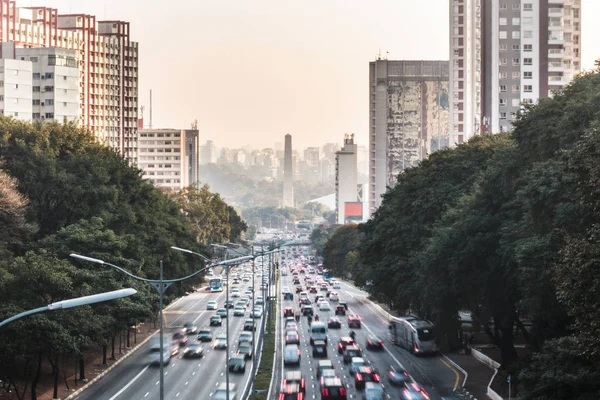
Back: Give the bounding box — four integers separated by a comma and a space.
21, 0, 600, 150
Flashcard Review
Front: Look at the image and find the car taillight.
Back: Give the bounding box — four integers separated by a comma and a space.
368, 340, 372, 345
301, 378, 305, 389
340, 387, 347, 396
356, 373, 363, 381
278, 394, 284, 400
414, 342, 419, 352
403, 388, 413, 399
321, 388, 328, 396
374, 374, 380, 381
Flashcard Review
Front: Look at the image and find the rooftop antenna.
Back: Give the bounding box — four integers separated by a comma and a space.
377, 48, 382, 60
386, 50, 389, 60
149, 89, 153, 129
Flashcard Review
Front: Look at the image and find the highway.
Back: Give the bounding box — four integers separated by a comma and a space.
274, 265, 466, 399
76, 266, 264, 400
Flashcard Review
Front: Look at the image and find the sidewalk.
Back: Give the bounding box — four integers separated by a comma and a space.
445, 352, 495, 400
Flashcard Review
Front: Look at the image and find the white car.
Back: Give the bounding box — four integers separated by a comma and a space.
206, 301, 218, 310
283, 344, 301, 365
250, 306, 263, 318
319, 302, 331, 311
231, 289, 240, 298
333, 283, 341, 289
233, 307, 245, 317
329, 292, 339, 302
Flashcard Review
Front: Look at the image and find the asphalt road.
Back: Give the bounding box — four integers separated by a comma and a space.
274, 268, 465, 400
76, 268, 264, 400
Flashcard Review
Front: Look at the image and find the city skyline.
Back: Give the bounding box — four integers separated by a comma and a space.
22, 0, 600, 150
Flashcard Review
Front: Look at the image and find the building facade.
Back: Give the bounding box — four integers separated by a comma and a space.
335, 134, 360, 224
137, 129, 199, 191
282, 133, 294, 208
0, 1, 139, 160
450, 0, 581, 138
0, 57, 32, 120
369, 59, 449, 213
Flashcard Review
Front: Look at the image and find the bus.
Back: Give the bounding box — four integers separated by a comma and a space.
209, 277, 223, 292
389, 316, 438, 355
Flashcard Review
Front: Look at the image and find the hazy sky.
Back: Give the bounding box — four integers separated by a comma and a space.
24, 0, 600, 150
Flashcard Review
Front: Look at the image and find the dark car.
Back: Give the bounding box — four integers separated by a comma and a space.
335, 305, 346, 316
353, 366, 380, 390
328, 317, 342, 329
278, 383, 303, 400
210, 315, 222, 326
182, 343, 204, 358
400, 382, 430, 400
224, 300, 235, 309
197, 329, 213, 342
388, 366, 411, 386
302, 305, 314, 317
172, 331, 188, 347
339, 301, 348, 310
285, 330, 300, 345
237, 343, 253, 360
243, 319, 256, 331
338, 337, 356, 354
295, 286, 303, 293
228, 355, 246, 373
348, 315, 362, 328
366, 335, 384, 350
284, 292, 294, 300
283, 371, 306, 394
309, 286, 318, 294
320, 377, 347, 400
182, 322, 198, 335
343, 345, 362, 364
312, 340, 328, 358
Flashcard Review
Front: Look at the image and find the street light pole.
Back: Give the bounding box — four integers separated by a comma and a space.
158, 260, 165, 400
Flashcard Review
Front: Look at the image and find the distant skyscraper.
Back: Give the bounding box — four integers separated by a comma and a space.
200, 140, 217, 165
369, 59, 449, 213
335, 134, 361, 224
282, 134, 294, 208
449, 0, 582, 140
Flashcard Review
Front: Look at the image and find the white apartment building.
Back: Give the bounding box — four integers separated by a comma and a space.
0, 1, 139, 160
335, 134, 360, 224
137, 129, 199, 191
0, 57, 32, 120
449, 0, 581, 139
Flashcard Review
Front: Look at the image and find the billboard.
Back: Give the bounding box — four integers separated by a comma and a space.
344, 202, 363, 221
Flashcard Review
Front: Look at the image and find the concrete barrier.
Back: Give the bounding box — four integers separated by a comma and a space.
471, 348, 503, 400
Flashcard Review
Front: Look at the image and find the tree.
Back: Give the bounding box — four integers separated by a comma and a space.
322, 224, 362, 279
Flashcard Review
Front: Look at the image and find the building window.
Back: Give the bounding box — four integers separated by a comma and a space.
0, 95, 3, 101
512, 44, 520, 51
500, 4, 507, 11
500, 58, 508, 66
512, 31, 520, 39
499, 31, 507, 39
32, 99, 40, 105
14, 84, 18, 89
33, 86, 40, 92
523, 30, 533, 39
500, 112, 507, 120
524, 71, 533, 79
500, 44, 507, 51
512, 85, 520, 92
524, 85, 533, 92
512, 3, 520, 10
44, 113, 54, 118
513, 58, 520, 65
524, 44, 533, 52
30, 56, 38, 62
512, 98, 520, 107
524, 3, 533, 11
33, 113, 40, 119
500, 98, 507, 107
46, 99, 54, 106
500, 18, 507, 25
513, 71, 521, 79
63, 76, 67, 81
63, 102, 67, 107
33, 73, 40, 79
524, 58, 533, 65
500, 72, 507, 80
512, 18, 520, 25
500, 85, 507, 92
573, 9, 580, 18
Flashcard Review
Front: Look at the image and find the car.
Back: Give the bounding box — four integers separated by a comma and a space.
251, 306, 263, 318
172, 331, 188, 346
256, 296, 264, 305
354, 366, 380, 390
366, 336, 384, 350
197, 329, 213, 342
234, 307, 245, 317
319, 302, 331, 311
319, 369, 338, 387
182, 343, 204, 358
231, 288, 240, 298
320, 377, 347, 400
214, 334, 227, 349
284, 292, 294, 300
312, 340, 328, 357
343, 345, 362, 364
214, 383, 237, 400
333, 283, 341, 289
216, 308, 228, 318
283, 371, 306, 394
349, 357, 368, 375
301, 305, 314, 316
224, 300, 235, 309
388, 366, 411, 386
278, 383, 303, 400
309, 286, 318, 294
210, 315, 223, 326
238, 331, 253, 346
348, 315, 362, 328
285, 320, 299, 332
328, 317, 342, 329
182, 322, 198, 335
235, 300, 247, 309
237, 342, 253, 360
228, 355, 246, 373
400, 382, 430, 400
207, 301, 218, 310
315, 295, 325, 303
338, 337, 357, 354
285, 330, 300, 345
339, 301, 348, 310
335, 305, 346, 316
295, 286, 303, 294
316, 359, 335, 378
363, 382, 385, 400
243, 319, 256, 331
284, 307, 295, 317
329, 292, 339, 302
283, 344, 301, 365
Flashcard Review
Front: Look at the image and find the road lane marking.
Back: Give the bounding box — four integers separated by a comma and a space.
107, 365, 149, 400
440, 357, 461, 390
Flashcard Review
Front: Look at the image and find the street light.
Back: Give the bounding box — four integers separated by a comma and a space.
171, 246, 252, 400
0, 288, 137, 328
70, 253, 221, 400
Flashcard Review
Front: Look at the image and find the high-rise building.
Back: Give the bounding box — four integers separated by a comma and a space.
200, 140, 217, 165
0, 57, 32, 121
0, 2, 139, 160
282, 133, 294, 208
450, 0, 582, 139
137, 129, 199, 191
304, 147, 321, 166
335, 134, 361, 224
369, 59, 449, 213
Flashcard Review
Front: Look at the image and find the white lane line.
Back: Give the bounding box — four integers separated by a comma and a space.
107, 365, 149, 400
144, 392, 149, 397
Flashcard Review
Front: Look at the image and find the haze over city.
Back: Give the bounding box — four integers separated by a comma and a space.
17, 0, 600, 150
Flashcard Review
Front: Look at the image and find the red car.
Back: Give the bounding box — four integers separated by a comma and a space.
354, 366, 380, 390
283, 371, 306, 394
279, 383, 303, 400
348, 315, 362, 329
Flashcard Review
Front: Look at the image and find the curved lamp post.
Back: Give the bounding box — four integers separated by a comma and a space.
70, 253, 235, 400
0, 288, 137, 328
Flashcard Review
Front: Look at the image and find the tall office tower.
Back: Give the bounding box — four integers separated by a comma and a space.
450, 0, 582, 139
335, 134, 361, 224
282, 133, 294, 208
0, 2, 139, 160
200, 140, 217, 165
369, 59, 449, 213
137, 129, 199, 191
304, 147, 321, 167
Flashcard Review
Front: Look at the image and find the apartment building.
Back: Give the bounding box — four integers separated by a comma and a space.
0, 1, 139, 160
335, 134, 360, 224
450, 0, 581, 139
369, 59, 449, 213
0, 57, 32, 120
137, 129, 199, 191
